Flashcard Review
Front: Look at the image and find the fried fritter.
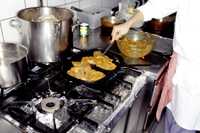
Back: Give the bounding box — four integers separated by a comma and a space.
67, 64, 105, 82
67, 51, 116, 82
93, 51, 117, 71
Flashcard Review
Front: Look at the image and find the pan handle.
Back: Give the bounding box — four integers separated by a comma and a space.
71, 6, 84, 12
54, 22, 61, 38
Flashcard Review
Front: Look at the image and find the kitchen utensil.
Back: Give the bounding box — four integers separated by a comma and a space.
101, 16, 125, 36
10, 7, 73, 64
103, 42, 114, 55
0, 43, 28, 88
63, 49, 123, 87
117, 30, 155, 58
101, 16, 125, 27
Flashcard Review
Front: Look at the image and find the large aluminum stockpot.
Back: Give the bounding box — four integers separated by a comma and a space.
0, 43, 28, 88
11, 7, 73, 64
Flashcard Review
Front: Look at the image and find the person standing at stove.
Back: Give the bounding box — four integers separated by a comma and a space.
112, 0, 200, 132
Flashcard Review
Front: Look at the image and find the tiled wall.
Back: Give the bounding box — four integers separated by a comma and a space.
0, 0, 120, 44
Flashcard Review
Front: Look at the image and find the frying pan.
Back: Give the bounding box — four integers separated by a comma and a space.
63, 49, 124, 87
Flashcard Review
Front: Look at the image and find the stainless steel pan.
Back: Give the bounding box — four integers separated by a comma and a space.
0, 43, 28, 88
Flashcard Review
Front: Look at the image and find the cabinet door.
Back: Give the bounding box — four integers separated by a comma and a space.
143, 61, 169, 130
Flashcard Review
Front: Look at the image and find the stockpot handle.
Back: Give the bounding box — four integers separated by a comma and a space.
54, 22, 61, 38
72, 23, 79, 32
9, 19, 23, 36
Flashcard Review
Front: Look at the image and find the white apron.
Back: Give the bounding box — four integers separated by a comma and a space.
167, 55, 200, 130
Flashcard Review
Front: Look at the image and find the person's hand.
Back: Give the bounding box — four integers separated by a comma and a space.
111, 23, 130, 42
111, 10, 143, 42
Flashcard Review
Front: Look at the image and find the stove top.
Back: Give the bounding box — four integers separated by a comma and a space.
0, 49, 144, 133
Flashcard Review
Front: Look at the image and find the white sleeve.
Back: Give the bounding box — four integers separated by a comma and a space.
137, 0, 179, 21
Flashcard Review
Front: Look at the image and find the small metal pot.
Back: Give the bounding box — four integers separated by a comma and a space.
0, 43, 28, 88
11, 7, 73, 64
101, 16, 125, 36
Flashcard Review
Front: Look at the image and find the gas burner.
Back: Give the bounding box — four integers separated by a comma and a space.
40, 97, 63, 113
35, 97, 72, 130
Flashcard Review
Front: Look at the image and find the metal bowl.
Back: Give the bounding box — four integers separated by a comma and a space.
101, 16, 125, 36
101, 16, 125, 28
117, 30, 155, 58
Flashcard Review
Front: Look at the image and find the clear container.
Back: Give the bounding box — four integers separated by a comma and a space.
117, 30, 155, 58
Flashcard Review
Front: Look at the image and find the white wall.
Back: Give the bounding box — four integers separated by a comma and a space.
0, 0, 120, 44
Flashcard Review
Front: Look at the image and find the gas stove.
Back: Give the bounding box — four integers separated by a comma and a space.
0, 49, 145, 133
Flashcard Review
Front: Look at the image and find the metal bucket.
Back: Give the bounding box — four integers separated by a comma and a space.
0, 43, 28, 88
11, 7, 73, 64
